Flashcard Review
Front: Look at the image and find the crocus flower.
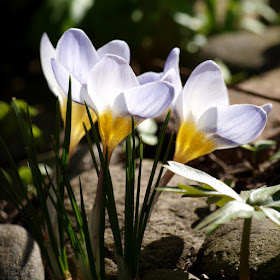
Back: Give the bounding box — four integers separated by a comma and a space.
139, 49, 271, 221
52, 53, 175, 160
139, 49, 271, 164
40, 28, 131, 156
171, 60, 271, 164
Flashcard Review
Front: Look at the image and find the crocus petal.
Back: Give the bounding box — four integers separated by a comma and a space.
51, 58, 94, 110
179, 60, 229, 122
87, 55, 139, 114
163, 47, 182, 94
40, 33, 59, 94
261, 103, 272, 115
113, 81, 175, 119
55, 28, 99, 87
160, 68, 176, 84
197, 104, 268, 149
97, 40, 130, 63
69, 103, 97, 156
137, 72, 162, 85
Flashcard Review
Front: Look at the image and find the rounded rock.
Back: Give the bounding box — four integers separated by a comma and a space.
0, 224, 45, 280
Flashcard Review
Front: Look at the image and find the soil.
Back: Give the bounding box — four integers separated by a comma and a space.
1, 66, 280, 280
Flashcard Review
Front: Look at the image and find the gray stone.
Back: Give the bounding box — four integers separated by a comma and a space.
67, 159, 207, 278
195, 218, 280, 280
199, 26, 280, 71
0, 224, 44, 280
142, 269, 199, 280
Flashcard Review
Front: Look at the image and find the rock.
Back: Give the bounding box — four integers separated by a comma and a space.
142, 269, 199, 280
67, 159, 208, 278
194, 218, 280, 280
0, 224, 44, 280
199, 26, 280, 72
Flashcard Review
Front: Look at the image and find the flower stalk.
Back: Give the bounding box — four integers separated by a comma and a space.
239, 218, 252, 280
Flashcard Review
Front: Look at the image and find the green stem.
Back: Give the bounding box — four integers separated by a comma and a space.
239, 218, 251, 280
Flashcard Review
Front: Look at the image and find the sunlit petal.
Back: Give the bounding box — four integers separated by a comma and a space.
87, 55, 139, 113
181, 60, 229, 122
160, 68, 176, 84
97, 40, 130, 63
113, 81, 174, 119
51, 58, 94, 109
198, 104, 268, 149
261, 103, 272, 115
98, 111, 133, 158
40, 33, 57, 93
55, 28, 99, 86
137, 72, 162, 85
163, 47, 182, 94
173, 119, 216, 164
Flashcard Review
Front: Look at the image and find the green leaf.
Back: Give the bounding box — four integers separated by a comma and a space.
242, 140, 276, 152
241, 144, 255, 152
254, 139, 277, 151
196, 201, 258, 235
270, 151, 280, 160
18, 166, 33, 188
246, 185, 280, 206
164, 161, 242, 202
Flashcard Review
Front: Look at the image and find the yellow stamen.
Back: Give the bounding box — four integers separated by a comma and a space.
99, 110, 136, 158
60, 95, 97, 157
173, 119, 216, 164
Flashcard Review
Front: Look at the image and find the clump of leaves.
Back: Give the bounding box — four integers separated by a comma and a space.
159, 161, 280, 280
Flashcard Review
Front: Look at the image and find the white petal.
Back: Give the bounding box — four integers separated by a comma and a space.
197, 104, 268, 149
87, 55, 139, 114
55, 28, 99, 87
160, 69, 176, 84
261, 103, 272, 115
181, 60, 229, 122
97, 40, 130, 63
51, 58, 93, 109
137, 72, 162, 85
112, 81, 174, 119
40, 33, 59, 94
163, 47, 182, 94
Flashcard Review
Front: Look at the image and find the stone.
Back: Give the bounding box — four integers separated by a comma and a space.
194, 218, 280, 280
0, 224, 44, 280
199, 26, 280, 72
142, 269, 199, 280
67, 159, 208, 278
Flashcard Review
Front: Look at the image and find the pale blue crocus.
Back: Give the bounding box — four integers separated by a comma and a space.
51, 49, 175, 160
139, 49, 272, 164
40, 28, 131, 156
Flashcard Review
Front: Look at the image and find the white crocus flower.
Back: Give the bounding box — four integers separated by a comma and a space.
139, 49, 271, 164
40, 28, 131, 156
139, 49, 272, 222
172, 60, 271, 164
52, 52, 175, 160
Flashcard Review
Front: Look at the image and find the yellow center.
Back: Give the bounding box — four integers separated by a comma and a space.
173, 119, 216, 164
98, 110, 135, 158
60, 95, 97, 157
